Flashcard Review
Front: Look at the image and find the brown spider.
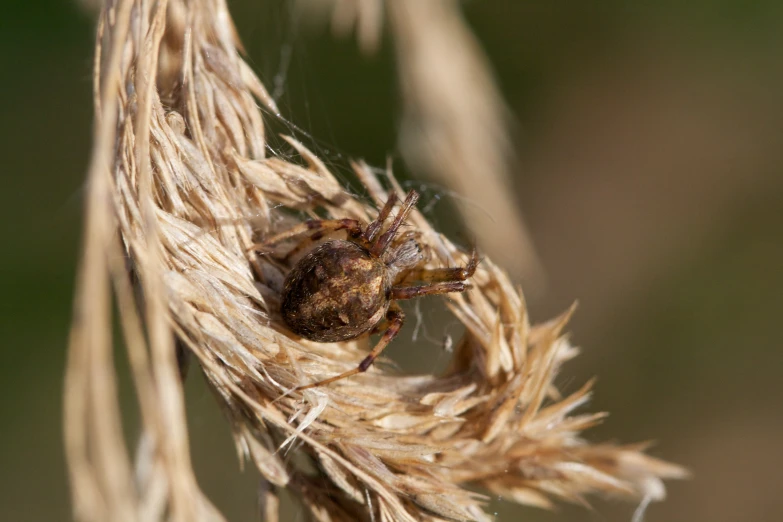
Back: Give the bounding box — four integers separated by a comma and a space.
257, 190, 478, 390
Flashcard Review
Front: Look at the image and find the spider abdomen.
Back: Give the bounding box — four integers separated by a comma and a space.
281, 240, 390, 343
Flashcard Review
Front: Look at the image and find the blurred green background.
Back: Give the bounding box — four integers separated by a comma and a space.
2, 1, 783, 521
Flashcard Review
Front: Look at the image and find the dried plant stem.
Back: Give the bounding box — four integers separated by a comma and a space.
65, 0, 137, 520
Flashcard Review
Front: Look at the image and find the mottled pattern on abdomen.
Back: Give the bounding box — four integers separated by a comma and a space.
281, 240, 389, 342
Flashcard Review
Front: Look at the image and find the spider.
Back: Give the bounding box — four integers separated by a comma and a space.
257, 190, 478, 390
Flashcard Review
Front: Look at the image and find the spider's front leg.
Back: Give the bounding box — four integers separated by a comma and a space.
295, 304, 405, 391
392, 249, 479, 299
249, 218, 363, 254
391, 281, 471, 300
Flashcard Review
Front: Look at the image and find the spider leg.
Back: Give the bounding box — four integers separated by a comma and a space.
370, 306, 396, 334
391, 281, 471, 300
363, 191, 398, 243
249, 218, 362, 252
399, 248, 479, 284
295, 306, 405, 391
279, 230, 328, 263
370, 190, 420, 257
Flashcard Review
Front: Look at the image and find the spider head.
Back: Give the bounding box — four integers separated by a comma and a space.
383, 232, 425, 282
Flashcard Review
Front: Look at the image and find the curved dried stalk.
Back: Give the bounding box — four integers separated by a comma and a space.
65, 1, 686, 521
